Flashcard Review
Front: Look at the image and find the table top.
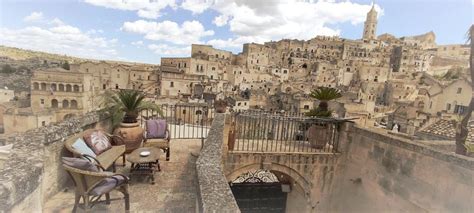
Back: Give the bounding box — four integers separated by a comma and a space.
127, 147, 161, 163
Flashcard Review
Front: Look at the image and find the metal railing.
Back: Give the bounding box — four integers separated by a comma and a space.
139, 104, 215, 139
229, 110, 350, 153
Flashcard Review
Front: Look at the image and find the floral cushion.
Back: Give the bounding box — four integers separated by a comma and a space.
146, 119, 167, 139
84, 130, 112, 155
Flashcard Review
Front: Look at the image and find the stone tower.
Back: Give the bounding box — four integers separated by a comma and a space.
363, 3, 377, 40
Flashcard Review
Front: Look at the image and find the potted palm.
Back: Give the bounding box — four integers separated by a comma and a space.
305, 87, 342, 149
102, 89, 162, 153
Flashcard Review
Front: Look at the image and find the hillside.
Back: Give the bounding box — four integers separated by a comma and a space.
0, 45, 154, 65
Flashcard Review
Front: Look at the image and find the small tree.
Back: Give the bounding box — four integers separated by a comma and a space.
306, 87, 342, 117
455, 25, 474, 155
61, 60, 70, 70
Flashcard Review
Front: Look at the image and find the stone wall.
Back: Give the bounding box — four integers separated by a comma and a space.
328, 125, 473, 212
0, 110, 111, 212
195, 113, 240, 213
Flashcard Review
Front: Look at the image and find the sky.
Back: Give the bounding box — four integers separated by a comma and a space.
0, 0, 472, 64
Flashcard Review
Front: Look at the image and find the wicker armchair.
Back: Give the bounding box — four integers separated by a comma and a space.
63, 163, 130, 212
143, 120, 171, 161
64, 130, 126, 172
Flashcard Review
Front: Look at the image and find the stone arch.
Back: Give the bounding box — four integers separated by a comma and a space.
58, 84, 65, 91
226, 163, 312, 199
51, 83, 57, 91
65, 84, 72, 92
73, 85, 80, 92
63, 113, 76, 120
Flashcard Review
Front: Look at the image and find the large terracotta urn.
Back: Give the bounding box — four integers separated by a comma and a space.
307, 124, 329, 149
114, 122, 144, 153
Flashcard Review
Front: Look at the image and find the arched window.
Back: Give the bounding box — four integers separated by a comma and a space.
51, 99, 58, 108
73, 85, 80, 92
66, 84, 72, 92
62, 100, 69, 108
33, 82, 39, 90
71, 100, 78, 109
195, 110, 202, 115
51, 83, 57, 91
40, 83, 47, 91
59, 84, 65, 91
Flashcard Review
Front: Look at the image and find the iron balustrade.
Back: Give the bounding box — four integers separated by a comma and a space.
229, 110, 350, 153
139, 104, 215, 140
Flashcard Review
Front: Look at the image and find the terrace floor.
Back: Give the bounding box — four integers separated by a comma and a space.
43, 139, 202, 213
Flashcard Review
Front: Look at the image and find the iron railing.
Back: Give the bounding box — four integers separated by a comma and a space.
139, 104, 215, 139
229, 110, 350, 153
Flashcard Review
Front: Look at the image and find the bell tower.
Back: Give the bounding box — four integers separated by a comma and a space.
363, 2, 378, 40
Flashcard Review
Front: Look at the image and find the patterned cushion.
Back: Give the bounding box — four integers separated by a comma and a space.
146, 119, 167, 139
90, 175, 128, 196
62, 157, 99, 172
84, 131, 112, 155
71, 138, 97, 158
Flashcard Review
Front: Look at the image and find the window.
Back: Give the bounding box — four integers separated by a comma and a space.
446, 103, 451, 111
40, 99, 44, 104
103, 84, 106, 89
42, 121, 46, 126
73, 85, 80, 92
304, 105, 309, 110
115, 84, 119, 89
457, 88, 462, 94
71, 100, 78, 109
66, 84, 72, 92
51, 99, 58, 108
33, 82, 39, 90
182, 109, 186, 114
62, 100, 69, 108
170, 82, 174, 87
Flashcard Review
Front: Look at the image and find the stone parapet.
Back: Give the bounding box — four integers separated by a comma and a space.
0, 110, 110, 212
196, 113, 240, 213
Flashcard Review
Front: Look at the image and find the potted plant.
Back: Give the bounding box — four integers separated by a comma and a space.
305, 87, 342, 149
102, 89, 162, 153
214, 99, 227, 113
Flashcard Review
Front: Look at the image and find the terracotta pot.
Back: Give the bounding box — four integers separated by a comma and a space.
113, 122, 144, 153
215, 106, 226, 113
306, 124, 328, 149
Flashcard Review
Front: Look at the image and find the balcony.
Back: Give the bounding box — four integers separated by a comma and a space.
0, 107, 472, 212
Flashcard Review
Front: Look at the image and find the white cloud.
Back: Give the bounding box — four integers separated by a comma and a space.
131, 40, 144, 46
84, 0, 176, 19
0, 21, 119, 60
23, 12, 44, 22
213, 15, 229, 27
148, 44, 191, 56
182, 0, 381, 49
181, 0, 213, 14
122, 20, 214, 45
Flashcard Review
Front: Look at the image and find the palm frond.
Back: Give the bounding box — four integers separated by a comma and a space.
309, 87, 342, 101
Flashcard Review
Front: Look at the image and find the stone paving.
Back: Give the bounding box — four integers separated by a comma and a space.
43, 139, 202, 213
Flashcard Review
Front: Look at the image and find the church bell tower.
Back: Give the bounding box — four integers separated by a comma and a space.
363, 2, 378, 40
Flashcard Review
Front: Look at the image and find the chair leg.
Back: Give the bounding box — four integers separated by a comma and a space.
166, 148, 170, 161
112, 162, 116, 173
124, 193, 130, 211
105, 193, 111, 205
72, 193, 80, 213
122, 154, 126, 166
83, 195, 90, 212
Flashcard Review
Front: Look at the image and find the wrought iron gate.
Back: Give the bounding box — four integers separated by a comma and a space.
231, 183, 287, 213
